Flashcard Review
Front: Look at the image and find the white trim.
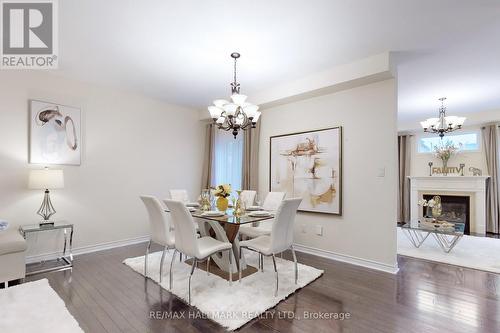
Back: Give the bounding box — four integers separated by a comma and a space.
293, 243, 399, 274
25, 235, 150, 264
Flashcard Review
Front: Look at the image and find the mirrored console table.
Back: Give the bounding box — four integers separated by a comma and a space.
19, 221, 74, 276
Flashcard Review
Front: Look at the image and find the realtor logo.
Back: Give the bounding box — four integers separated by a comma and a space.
1, 0, 58, 69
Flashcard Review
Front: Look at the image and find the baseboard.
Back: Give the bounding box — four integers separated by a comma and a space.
25, 235, 150, 264
25, 236, 399, 275
293, 243, 399, 274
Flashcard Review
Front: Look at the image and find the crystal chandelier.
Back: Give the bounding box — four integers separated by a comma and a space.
208, 52, 260, 138
420, 97, 466, 138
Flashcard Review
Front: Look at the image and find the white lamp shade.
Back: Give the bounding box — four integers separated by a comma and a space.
213, 99, 229, 108
29, 169, 64, 189
216, 116, 225, 124
243, 104, 259, 118
231, 94, 247, 105
223, 103, 238, 116
208, 106, 223, 119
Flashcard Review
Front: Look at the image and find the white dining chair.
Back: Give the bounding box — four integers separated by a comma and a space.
240, 190, 256, 208
140, 195, 175, 283
239, 191, 286, 239
262, 192, 286, 212
169, 189, 189, 203
164, 199, 234, 304
238, 198, 302, 297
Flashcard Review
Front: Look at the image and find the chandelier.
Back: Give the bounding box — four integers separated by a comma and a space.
420, 97, 466, 138
208, 52, 260, 138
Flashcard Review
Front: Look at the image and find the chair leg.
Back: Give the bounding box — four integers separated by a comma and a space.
238, 247, 243, 282
179, 253, 183, 262
169, 249, 177, 290
144, 240, 151, 277
159, 246, 167, 283
188, 258, 197, 304
258, 252, 261, 272
260, 253, 264, 272
228, 250, 233, 285
272, 254, 278, 297
206, 256, 211, 276
291, 245, 298, 284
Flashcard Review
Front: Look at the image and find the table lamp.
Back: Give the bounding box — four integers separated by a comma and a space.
29, 167, 64, 225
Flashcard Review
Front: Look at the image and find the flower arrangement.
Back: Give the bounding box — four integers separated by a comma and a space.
418, 199, 436, 208
434, 140, 460, 162
433, 140, 460, 175
213, 184, 231, 198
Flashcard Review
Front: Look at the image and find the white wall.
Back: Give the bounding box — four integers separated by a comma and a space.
405, 125, 487, 177
0, 71, 204, 257
258, 79, 398, 273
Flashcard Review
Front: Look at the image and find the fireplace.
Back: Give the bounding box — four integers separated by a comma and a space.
423, 194, 470, 234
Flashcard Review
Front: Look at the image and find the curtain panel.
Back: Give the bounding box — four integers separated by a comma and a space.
242, 121, 261, 190
397, 135, 412, 223
201, 123, 215, 190
482, 125, 500, 233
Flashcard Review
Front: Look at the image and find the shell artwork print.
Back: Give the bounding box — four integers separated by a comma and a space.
270, 127, 342, 215
29, 100, 81, 165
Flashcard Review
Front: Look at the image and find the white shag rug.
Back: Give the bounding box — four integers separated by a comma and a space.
124, 250, 323, 331
398, 227, 500, 273
0, 279, 83, 333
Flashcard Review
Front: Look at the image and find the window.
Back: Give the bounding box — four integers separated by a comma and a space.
418, 132, 480, 153
213, 130, 243, 190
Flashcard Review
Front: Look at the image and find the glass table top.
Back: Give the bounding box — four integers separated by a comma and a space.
20, 221, 73, 233
401, 219, 465, 236
191, 209, 274, 225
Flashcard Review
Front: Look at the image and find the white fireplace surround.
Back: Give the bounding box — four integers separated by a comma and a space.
409, 176, 489, 235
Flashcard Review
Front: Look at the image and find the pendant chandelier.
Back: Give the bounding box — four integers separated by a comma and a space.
420, 97, 466, 138
208, 52, 260, 138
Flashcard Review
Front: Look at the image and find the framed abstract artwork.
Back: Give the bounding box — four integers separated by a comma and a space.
29, 100, 81, 165
270, 127, 342, 215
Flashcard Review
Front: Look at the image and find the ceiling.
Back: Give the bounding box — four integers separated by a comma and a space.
57, 0, 500, 128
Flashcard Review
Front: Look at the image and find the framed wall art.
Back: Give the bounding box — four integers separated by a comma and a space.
29, 100, 81, 165
270, 127, 342, 215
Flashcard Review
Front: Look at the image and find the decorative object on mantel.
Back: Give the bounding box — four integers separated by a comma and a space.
433, 141, 460, 176
213, 184, 231, 211
460, 163, 465, 176
30, 100, 81, 165
420, 97, 466, 138
28, 167, 64, 226
428, 162, 433, 176
207, 52, 260, 139
469, 167, 482, 176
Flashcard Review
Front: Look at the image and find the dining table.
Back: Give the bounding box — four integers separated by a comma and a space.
191, 208, 274, 278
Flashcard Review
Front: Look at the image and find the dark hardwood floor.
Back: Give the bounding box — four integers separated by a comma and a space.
21, 243, 500, 333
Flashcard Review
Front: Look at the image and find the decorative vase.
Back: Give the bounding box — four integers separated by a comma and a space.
431, 195, 442, 218
234, 190, 245, 217
216, 197, 229, 212
425, 206, 432, 218
441, 158, 448, 176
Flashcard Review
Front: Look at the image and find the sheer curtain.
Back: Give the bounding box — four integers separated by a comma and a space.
213, 129, 244, 190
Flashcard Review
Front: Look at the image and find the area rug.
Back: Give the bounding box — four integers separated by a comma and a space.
0, 279, 83, 333
124, 250, 323, 330
398, 227, 500, 274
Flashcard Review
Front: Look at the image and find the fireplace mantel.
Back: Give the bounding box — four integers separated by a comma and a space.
408, 176, 489, 235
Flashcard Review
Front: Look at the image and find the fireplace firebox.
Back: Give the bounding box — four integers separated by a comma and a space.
423, 194, 470, 235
